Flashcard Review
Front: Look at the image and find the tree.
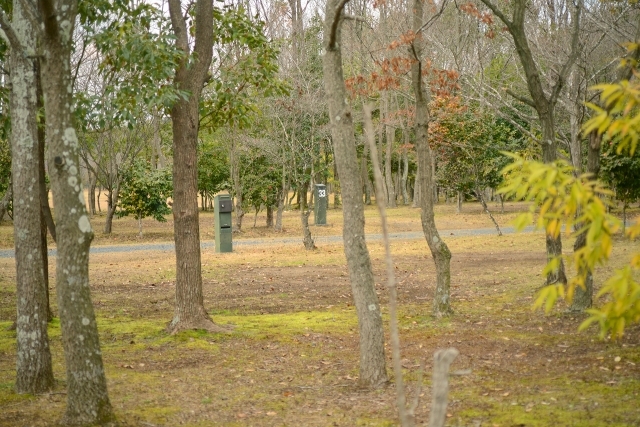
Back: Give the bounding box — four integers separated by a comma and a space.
410, 0, 454, 318
500, 49, 640, 338
478, 0, 585, 286
38, 0, 115, 423
117, 160, 173, 237
323, 0, 387, 387
0, 0, 54, 394
165, 0, 222, 333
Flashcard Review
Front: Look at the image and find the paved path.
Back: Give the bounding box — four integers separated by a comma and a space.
0, 226, 537, 259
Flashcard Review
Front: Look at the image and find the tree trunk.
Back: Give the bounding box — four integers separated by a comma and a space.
88, 172, 97, 216
9, 2, 54, 394
36, 63, 56, 244
103, 182, 120, 234
266, 204, 274, 228
412, 0, 453, 318
412, 163, 421, 208
231, 141, 244, 232
167, 0, 225, 333
361, 138, 372, 205
479, 0, 583, 287
36, 59, 54, 322
0, 185, 11, 222
570, 131, 601, 311
138, 213, 143, 237
401, 132, 409, 205
275, 164, 286, 231
456, 191, 462, 213
541, 116, 567, 286
300, 181, 315, 250
323, 1, 387, 388
384, 94, 396, 207
428, 349, 459, 427
475, 189, 502, 236
39, 0, 115, 423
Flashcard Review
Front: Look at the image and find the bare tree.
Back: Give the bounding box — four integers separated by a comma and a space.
411, 0, 453, 317
479, 0, 584, 286
323, 0, 387, 387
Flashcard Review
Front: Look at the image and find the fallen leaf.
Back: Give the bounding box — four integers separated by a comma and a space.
266, 411, 276, 416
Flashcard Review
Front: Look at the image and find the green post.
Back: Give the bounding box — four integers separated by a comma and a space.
314, 184, 327, 225
214, 194, 233, 253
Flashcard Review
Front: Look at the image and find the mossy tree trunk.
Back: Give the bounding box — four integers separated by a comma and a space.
39, 0, 115, 423
4, 0, 54, 395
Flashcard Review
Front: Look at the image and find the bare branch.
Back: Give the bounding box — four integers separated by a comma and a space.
506, 88, 536, 108
327, 0, 350, 51
342, 14, 365, 22
478, 0, 513, 31
0, 11, 24, 52
550, 0, 584, 106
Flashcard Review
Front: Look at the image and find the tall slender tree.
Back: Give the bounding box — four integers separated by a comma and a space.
0, 0, 54, 394
38, 0, 115, 423
479, 0, 584, 286
411, 0, 453, 317
323, 0, 387, 387
166, 0, 226, 333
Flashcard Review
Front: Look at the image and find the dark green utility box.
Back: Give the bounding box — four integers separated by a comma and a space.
214, 194, 233, 253
314, 184, 327, 226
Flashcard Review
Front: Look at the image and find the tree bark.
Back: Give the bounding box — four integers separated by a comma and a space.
36, 62, 56, 244
231, 139, 244, 232
401, 129, 409, 205
266, 204, 274, 228
275, 164, 286, 231
35, 59, 54, 322
428, 348, 459, 427
412, 163, 420, 208
384, 94, 397, 207
570, 131, 601, 311
167, 0, 225, 333
103, 181, 120, 234
300, 181, 315, 249
0, 185, 11, 222
412, 0, 452, 318
8, 1, 54, 394
361, 138, 372, 205
323, 0, 387, 388
39, 0, 115, 423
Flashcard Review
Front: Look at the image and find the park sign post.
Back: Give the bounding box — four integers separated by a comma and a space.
314, 184, 327, 226
214, 194, 233, 252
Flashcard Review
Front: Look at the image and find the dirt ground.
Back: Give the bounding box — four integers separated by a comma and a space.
0, 202, 639, 426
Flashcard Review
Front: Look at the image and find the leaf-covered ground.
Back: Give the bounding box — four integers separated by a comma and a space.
0, 202, 639, 426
